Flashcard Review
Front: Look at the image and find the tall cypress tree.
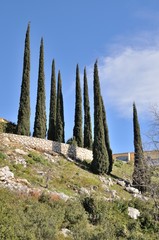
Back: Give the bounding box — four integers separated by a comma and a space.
48, 59, 56, 140
16, 23, 30, 136
132, 103, 150, 192
55, 71, 65, 143
73, 64, 83, 147
101, 97, 113, 174
33, 38, 47, 138
83, 67, 92, 150
91, 61, 109, 174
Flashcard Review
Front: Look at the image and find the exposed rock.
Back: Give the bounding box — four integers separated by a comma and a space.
99, 176, 114, 186
16, 178, 31, 187
43, 152, 55, 163
128, 207, 140, 219
14, 156, 27, 167
111, 190, 118, 198
133, 193, 149, 201
57, 192, 70, 201
125, 186, 140, 194
61, 228, 72, 237
117, 180, 126, 187
79, 187, 90, 196
14, 148, 28, 155
0, 166, 14, 180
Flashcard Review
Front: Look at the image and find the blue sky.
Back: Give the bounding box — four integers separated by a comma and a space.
1, 0, 159, 153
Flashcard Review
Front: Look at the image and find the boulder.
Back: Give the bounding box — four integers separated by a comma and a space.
128, 207, 140, 219
117, 180, 126, 187
61, 228, 72, 237
125, 186, 140, 194
0, 166, 14, 181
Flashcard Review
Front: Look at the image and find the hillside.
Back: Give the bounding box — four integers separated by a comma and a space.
0, 133, 159, 239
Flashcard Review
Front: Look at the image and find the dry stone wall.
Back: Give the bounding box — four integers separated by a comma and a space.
1, 133, 93, 161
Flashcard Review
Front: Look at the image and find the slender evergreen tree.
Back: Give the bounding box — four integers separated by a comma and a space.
48, 59, 56, 140
91, 61, 109, 174
55, 71, 65, 143
16, 23, 30, 136
73, 64, 83, 147
83, 67, 92, 150
132, 103, 150, 192
101, 97, 113, 174
33, 38, 47, 138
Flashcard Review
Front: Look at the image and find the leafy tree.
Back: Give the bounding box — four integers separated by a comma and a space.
132, 103, 150, 192
55, 71, 65, 143
16, 23, 30, 136
101, 97, 113, 174
33, 38, 47, 138
83, 67, 92, 150
73, 64, 83, 147
91, 61, 109, 174
48, 59, 56, 140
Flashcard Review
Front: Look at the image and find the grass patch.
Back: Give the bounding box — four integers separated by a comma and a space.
112, 160, 134, 181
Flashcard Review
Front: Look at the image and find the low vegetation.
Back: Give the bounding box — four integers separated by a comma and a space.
0, 135, 159, 239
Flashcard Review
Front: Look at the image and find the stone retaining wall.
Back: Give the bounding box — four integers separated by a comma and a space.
1, 133, 93, 161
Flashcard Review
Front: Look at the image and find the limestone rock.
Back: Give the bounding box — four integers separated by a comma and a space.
61, 228, 72, 237
128, 207, 140, 219
125, 186, 140, 194
0, 166, 14, 180
79, 187, 90, 195
15, 148, 28, 155
133, 193, 149, 201
117, 180, 126, 187
99, 176, 114, 186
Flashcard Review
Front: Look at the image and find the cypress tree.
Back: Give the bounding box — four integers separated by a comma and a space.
33, 38, 47, 138
55, 71, 65, 143
83, 67, 92, 150
16, 23, 30, 136
101, 97, 113, 174
132, 103, 150, 192
91, 61, 109, 174
73, 64, 83, 147
48, 59, 56, 140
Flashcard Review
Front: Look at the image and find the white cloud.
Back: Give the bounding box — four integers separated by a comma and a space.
92, 45, 159, 118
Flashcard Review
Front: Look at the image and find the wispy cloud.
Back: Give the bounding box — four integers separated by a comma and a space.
87, 32, 159, 119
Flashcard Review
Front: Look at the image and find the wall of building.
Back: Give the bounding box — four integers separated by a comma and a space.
113, 152, 134, 162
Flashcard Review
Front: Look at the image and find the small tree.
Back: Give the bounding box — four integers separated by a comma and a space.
132, 103, 150, 192
91, 61, 109, 174
33, 38, 47, 138
48, 59, 56, 140
16, 23, 30, 136
83, 67, 92, 150
55, 71, 65, 143
73, 64, 83, 147
101, 97, 113, 174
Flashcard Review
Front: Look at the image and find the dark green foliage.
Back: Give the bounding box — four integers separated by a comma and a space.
132, 103, 150, 192
101, 97, 113, 174
48, 59, 56, 140
16, 23, 30, 136
0, 121, 16, 133
0, 187, 158, 239
91, 61, 109, 174
73, 64, 83, 147
66, 136, 77, 146
33, 38, 47, 139
55, 71, 65, 143
83, 67, 92, 150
